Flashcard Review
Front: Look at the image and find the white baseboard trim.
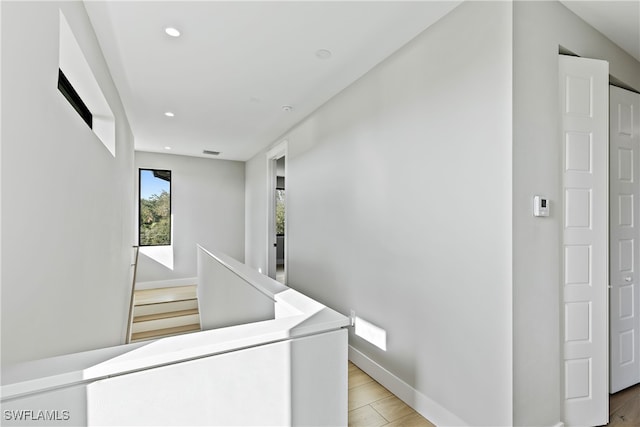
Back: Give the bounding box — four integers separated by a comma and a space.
551, 423, 565, 427
348, 345, 468, 426
135, 277, 198, 290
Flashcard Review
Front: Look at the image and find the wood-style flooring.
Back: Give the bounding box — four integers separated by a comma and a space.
349, 365, 640, 426
608, 383, 640, 426
349, 362, 434, 427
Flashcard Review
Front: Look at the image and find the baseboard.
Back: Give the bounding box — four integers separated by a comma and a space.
135, 277, 198, 290
551, 423, 565, 427
348, 345, 468, 426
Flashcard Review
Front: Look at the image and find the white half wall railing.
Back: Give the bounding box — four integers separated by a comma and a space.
1, 245, 349, 426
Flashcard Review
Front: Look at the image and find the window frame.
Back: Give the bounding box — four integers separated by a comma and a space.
138, 168, 172, 247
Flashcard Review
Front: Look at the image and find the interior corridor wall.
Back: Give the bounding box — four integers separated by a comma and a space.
245, 2, 513, 425
1, 1, 135, 364
512, 2, 640, 425
245, 153, 268, 274
135, 152, 245, 283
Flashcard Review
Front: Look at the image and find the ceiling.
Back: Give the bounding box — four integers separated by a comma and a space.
85, 1, 640, 162
84, 1, 462, 161
560, 0, 640, 63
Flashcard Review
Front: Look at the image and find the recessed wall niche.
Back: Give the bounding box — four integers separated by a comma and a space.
59, 10, 115, 156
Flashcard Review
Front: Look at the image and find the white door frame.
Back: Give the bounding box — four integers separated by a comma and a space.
266, 140, 288, 282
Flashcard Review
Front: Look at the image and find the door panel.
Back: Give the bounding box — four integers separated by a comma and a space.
610, 85, 640, 394
560, 55, 609, 426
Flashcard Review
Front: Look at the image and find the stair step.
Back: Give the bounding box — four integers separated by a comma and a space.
133, 299, 199, 317
134, 308, 199, 323
131, 313, 201, 333
134, 285, 197, 305
131, 324, 201, 342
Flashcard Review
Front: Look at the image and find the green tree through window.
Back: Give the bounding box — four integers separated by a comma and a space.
139, 169, 171, 246
276, 188, 285, 235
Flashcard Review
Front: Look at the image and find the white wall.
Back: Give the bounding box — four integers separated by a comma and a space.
2, 328, 348, 427
86, 330, 347, 426
135, 152, 245, 283
197, 246, 274, 330
512, 2, 640, 426
1, 1, 135, 364
246, 2, 513, 425
245, 153, 268, 273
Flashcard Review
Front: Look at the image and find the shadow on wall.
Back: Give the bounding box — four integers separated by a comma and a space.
139, 246, 174, 270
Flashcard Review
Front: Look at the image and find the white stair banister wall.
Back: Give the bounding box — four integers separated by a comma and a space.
1, 246, 349, 426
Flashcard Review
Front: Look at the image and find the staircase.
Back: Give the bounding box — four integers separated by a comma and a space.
130, 285, 201, 342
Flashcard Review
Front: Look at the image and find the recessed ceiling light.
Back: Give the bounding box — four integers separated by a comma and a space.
164, 111, 175, 117
164, 146, 172, 150
315, 49, 332, 59
165, 27, 181, 37
282, 105, 293, 112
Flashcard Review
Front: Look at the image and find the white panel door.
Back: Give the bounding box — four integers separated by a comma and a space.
610, 85, 640, 393
560, 55, 609, 426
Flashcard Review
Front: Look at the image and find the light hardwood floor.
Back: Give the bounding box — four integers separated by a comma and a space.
348, 362, 434, 427
608, 383, 640, 426
349, 365, 640, 426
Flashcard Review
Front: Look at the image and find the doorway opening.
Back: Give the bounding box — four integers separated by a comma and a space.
608, 82, 640, 426
266, 141, 287, 284
275, 158, 286, 283
609, 84, 640, 394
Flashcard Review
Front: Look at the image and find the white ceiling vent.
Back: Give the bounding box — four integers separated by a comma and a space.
203, 150, 220, 156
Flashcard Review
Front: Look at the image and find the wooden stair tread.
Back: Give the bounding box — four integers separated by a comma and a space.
135, 298, 198, 309
134, 308, 199, 323
131, 314, 200, 333
134, 285, 197, 305
131, 324, 201, 341
128, 285, 202, 343
133, 299, 198, 317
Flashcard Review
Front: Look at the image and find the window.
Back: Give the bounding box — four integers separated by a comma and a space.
139, 169, 171, 246
276, 188, 285, 236
58, 69, 92, 128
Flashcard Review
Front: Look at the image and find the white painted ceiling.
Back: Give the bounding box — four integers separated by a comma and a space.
84, 1, 462, 161
85, 1, 639, 162
560, 0, 640, 63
